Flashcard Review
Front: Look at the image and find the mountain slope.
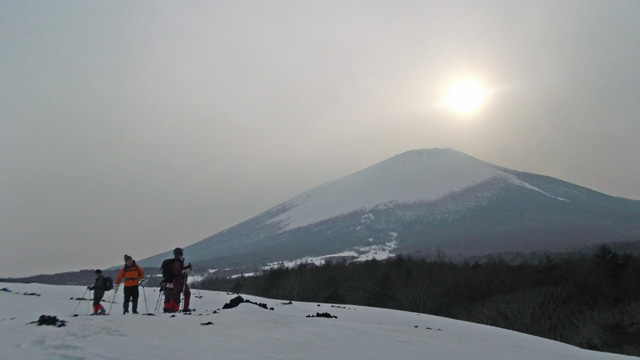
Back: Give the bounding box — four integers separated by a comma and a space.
138, 148, 640, 271
272, 149, 504, 229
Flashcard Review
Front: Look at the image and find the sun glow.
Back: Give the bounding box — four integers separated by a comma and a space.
446, 80, 487, 114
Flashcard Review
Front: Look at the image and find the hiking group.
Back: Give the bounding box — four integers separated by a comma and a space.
85, 247, 193, 315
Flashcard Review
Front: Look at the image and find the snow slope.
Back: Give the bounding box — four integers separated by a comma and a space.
272, 149, 549, 230
0, 282, 633, 360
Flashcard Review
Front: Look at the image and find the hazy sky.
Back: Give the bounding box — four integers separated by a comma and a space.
2, 1, 639, 277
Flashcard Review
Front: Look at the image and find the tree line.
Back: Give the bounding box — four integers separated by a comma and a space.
199, 244, 640, 356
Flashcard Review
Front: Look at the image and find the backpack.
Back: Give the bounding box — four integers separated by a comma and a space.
104, 276, 114, 291
124, 262, 141, 278
161, 258, 175, 283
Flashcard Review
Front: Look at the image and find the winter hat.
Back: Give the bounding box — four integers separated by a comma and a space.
95, 269, 102, 274
124, 254, 133, 261
173, 247, 183, 257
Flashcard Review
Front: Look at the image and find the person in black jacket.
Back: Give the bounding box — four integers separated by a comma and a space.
88, 269, 106, 315
168, 247, 192, 312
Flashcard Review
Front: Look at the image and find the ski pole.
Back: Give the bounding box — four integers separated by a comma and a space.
141, 282, 150, 315
181, 276, 187, 311
71, 287, 89, 316
190, 273, 203, 298
107, 287, 118, 315
87, 290, 92, 314
153, 282, 164, 314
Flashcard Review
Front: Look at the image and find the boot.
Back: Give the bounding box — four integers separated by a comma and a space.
93, 305, 106, 315
182, 297, 190, 312
132, 302, 138, 314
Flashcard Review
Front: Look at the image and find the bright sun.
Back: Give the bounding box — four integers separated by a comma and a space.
446, 80, 487, 114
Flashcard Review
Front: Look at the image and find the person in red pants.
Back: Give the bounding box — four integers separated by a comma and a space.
88, 269, 106, 315
168, 247, 192, 312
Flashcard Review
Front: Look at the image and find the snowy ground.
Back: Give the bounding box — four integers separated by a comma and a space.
0, 282, 633, 360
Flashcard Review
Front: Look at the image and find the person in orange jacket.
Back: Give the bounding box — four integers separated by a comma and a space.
115, 255, 145, 314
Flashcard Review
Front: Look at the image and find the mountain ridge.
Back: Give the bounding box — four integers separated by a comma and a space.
272, 148, 504, 230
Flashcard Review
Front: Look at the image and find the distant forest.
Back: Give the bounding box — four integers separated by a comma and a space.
200, 244, 640, 357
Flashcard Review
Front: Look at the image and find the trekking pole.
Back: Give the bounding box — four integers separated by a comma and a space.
107, 287, 118, 315
189, 271, 201, 296
153, 282, 164, 315
190, 272, 203, 298
180, 276, 187, 311
141, 282, 150, 315
87, 290, 92, 314
71, 287, 89, 316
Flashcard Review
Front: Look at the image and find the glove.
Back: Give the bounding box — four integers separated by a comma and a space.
87, 286, 91, 290
187, 263, 192, 269
139, 279, 145, 285
114, 284, 119, 291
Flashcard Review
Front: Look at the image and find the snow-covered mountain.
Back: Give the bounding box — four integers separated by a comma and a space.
139, 148, 640, 272
272, 149, 506, 229
1, 281, 634, 360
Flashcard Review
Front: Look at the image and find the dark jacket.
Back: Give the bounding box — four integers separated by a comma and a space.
171, 257, 191, 305
89, 275, 106, 302
172, 257, 188, 280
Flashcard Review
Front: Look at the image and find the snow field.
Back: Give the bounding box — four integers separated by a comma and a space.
0, 282, 634, 360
